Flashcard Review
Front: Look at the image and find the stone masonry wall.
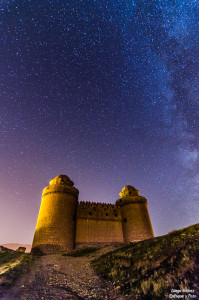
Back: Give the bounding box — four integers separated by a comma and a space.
75, 202, 124, 244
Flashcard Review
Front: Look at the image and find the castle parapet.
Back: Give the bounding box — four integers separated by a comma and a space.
77, 201, 121, 220
116, 196, 147, 206
42, 185, 79, 199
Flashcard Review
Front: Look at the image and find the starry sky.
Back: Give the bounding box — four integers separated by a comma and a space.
1, 0, 199, 244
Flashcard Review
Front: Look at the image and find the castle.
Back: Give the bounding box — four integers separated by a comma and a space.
31, 175, 154, 254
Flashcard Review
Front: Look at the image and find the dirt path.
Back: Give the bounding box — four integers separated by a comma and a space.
3, 247, 129, 300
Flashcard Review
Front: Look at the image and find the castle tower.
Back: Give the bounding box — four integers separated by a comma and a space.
31, 175, 79, 254
116, 185, 154, 243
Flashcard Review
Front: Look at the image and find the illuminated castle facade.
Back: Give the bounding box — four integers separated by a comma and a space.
31, 175, 154, 254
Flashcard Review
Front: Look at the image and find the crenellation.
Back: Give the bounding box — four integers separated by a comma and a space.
31, 175, 154, 254
77, 201, 121, 221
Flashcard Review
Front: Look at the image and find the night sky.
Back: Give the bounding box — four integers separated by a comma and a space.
1, 0, 199, 244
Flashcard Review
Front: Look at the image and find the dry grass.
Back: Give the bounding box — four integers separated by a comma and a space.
0, 250, 33, 297
92, 223, 199, 299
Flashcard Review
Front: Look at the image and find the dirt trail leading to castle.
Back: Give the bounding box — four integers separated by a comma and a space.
4, 246, 129, 300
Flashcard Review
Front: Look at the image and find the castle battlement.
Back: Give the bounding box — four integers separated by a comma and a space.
78, 201, 119, 209
31, 175, 154, 254
77, 201, 121, 220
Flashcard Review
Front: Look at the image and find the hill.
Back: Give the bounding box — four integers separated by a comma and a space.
0, 245, 126, 299
0, 246, 32, 298
92, 223, 199, 299
1, 224, 199, 299
1, 244, 31, 253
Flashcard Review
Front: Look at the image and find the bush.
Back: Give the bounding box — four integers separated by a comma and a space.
62, 247, 98, 257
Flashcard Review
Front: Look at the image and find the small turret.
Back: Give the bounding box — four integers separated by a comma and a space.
116, 185, 154, 243
31, 175, 79, 254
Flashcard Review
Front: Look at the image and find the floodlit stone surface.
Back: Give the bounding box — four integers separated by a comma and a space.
32, 176, 79, 254
32, 175, 154, 254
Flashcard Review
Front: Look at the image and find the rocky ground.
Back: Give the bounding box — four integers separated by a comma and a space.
1, 246, 129, 300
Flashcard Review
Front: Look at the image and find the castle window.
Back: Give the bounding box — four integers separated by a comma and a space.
129, 192, 132, 195
124, 218, 127, 223
106, 213, 108, 216
89, 212, 92, 216
115, 214, 117, 217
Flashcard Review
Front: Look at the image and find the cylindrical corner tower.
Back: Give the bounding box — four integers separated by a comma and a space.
116, 185, 154, 243
31, 175, 79, 254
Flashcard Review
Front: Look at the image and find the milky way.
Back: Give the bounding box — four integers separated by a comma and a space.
0, 0, 199, 243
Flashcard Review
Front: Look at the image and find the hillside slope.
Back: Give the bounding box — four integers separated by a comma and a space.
92, 223, 199, 299
0, 246, 126, 300
0, 247, 32, 298
1, 244, 31, 253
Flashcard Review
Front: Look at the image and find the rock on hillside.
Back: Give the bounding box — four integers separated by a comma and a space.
92, 223, 199, 299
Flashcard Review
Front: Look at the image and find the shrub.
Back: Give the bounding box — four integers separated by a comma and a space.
62, 247, 98, 257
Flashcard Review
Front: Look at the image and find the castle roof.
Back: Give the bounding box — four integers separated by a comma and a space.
119, 185, 140, 198
49, 175, 74, 186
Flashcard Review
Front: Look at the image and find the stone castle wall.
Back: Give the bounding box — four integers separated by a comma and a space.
31, 175, 154, 254
75, 202, 124, 245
